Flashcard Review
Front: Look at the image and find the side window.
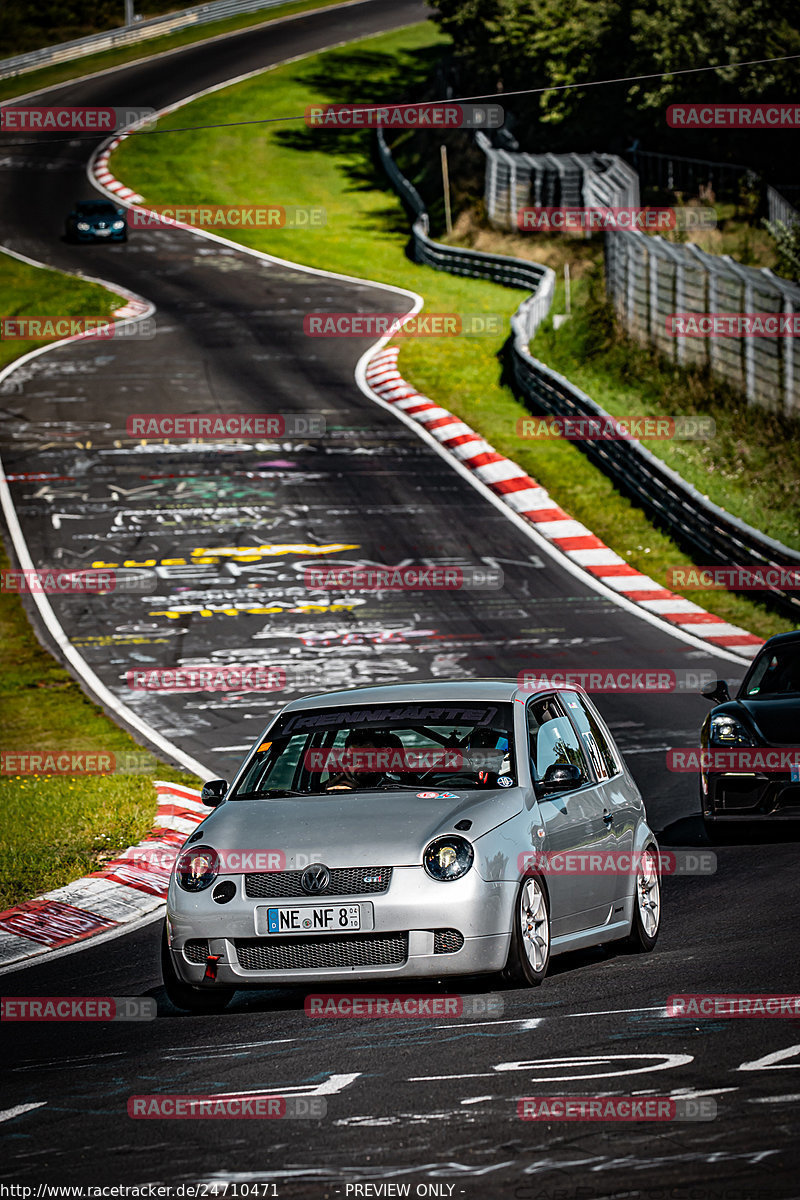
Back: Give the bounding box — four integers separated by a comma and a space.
562, 692, 620, 780
527, 695, 590, 783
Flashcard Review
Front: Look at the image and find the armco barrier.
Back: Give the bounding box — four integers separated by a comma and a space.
0, 0, 294, 81
376, 128, 555, 342
378, 130, 800, 620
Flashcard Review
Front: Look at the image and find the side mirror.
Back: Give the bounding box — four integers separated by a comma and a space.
201, 778, 228, 807
538, 762, 584, 794
702, 680, 731, 703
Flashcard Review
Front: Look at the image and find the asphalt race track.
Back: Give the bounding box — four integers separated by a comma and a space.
1, 1, 799, 1195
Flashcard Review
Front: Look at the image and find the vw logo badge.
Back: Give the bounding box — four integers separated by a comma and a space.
301, 863, 331, 894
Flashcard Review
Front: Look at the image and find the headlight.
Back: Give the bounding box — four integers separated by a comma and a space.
709, 714, 755, 747
175, 845, 219, 892
423, 835, 474, 881
112, 220, 125, 230
76, 222, 90, 231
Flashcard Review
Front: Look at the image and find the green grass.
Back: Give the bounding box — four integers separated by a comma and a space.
0, 250, 127, 372
0, 0, 354, 103
0, 254, 200, 906
111, 21, 794, 641
0, 538, 200, 907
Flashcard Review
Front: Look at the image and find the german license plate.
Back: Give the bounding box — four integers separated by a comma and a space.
266, 904, 360, 934
792, 764, 800, 782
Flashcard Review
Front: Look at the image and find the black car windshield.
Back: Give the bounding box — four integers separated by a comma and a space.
743, 644, 800, 696
76, 202, 118, 214
232, 701, 517, 796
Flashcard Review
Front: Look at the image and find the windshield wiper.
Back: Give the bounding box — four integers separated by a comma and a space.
233, 788, 306, 799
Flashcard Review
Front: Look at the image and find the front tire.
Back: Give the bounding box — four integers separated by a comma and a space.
160, 923, 234, 1013
504, 875, 551, 986
623, 845, 661, 952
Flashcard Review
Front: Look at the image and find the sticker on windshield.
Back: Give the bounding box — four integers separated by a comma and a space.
417, 791, 460, 800
497, 775, 514, 787
282, 704, 499, 735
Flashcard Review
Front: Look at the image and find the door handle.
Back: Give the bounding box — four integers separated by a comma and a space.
603, 810, 613, 826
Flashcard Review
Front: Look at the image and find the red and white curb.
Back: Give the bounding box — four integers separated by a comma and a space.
0, 782, 203, 972
365, 346, 763, 659
93, 135, 143, 202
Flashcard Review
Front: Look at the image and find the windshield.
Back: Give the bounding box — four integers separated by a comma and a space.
232, 701, 517, 796
743, 644, 800, 697
76, 202, 117, 214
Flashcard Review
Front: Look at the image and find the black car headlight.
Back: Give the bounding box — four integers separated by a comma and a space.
175, 845, 219, 892
709, 715, 756, 747
423, 835, 474, 881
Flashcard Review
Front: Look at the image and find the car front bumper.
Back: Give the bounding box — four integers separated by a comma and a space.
703, 770, 800, 819
166, 866, 515, 986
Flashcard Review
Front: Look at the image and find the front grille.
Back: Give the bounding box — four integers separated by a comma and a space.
433, 929, 465, 954
235, 932, 408, 971
244, 866, 392, 899
183, 939, 208, 963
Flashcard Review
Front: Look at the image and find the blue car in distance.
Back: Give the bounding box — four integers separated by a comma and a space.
65, 199, 128, 243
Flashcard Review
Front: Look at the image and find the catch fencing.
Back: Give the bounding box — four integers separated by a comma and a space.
604, 229, 800, 416
476, 132, 639, 230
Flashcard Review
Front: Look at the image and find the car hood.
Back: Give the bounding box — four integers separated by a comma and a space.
722, 698, 800, 746
197, 788, 523, 869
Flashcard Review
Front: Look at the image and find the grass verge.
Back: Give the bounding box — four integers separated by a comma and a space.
0, 249, 128, 372
112, 20, 795, 641
0, 539, 199, 909
0, 256, 199, 908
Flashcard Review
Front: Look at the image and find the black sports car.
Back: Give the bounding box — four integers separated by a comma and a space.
701, 630, 800, 833
65, 200, 128, 243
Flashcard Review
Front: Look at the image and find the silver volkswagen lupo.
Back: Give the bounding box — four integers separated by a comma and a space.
162, 681, 661, 1011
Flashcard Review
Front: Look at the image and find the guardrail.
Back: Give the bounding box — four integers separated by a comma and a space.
377, 129, 556, 338
0, 0, 290, 81
378, 129, 800, 620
